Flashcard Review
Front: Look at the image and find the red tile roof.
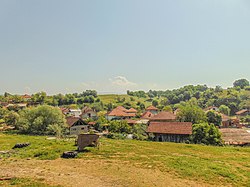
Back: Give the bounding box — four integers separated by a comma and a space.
21, 94, 32, 99
150, 111, 176, 121
107, 106, 135, 117
127, 108, 137, 113
141, 111, 154, 119
146, 106, 158, 111
147, 122, 192, 135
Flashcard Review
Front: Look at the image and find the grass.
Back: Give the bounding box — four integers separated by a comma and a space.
98, 94, 153, 107
0, 132, 250, 186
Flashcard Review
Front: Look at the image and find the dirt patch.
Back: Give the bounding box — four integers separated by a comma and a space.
0, 158, 221, 187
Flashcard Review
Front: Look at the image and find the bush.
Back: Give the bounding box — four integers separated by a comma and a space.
191, 123, 222, 145
17, 105, 67, 136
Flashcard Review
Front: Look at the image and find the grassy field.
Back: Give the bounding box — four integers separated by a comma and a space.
98, 94, 153, 107
0, 133, 250, 186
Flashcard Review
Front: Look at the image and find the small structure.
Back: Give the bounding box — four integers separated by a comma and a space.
147, 122, 192, 143
106, 106, 136, 120
21, 94, 32, 100
66, 117, 89, 135
219, 128, 250, 146
236, 109, 250, 117
149, 111, 176, 122
77, 134, 100, 151
146, 106, 158, 115
80, 106, 97, 119
221, 114, 231, 128
68, 109, 82, 117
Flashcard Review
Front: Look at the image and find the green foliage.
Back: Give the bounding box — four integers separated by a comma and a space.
177, 103, 207, 124
17, 105, 67, 136
152, 100, 158, 107
206, 111, 222, 127
233, 78, 249, 89
108, 120, 132, 134
4, 111, 19, 127
131, 124, 148, 140
219, 105, 230, 115
191, 123, 222, 145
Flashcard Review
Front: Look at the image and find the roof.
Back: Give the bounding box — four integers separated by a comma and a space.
88, 121, 96, 126
82, 106, 96, 114
219, 128, 250, 144
147, 122, 192, 135
125, 119, 137, 124
107, 106, 135, 117
150, 111, 176, 121
146, 106, 158, 111
66, 117, 87, 127
236, 109, 249, 115
127, 108, 137, 113
21, 94, 32, 99
6, 103, 27, 107
141, 111, 154, 119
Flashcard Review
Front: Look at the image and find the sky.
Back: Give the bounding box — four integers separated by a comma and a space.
0, 0, 250, 95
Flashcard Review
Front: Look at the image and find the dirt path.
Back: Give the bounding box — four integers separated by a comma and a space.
0, 159, 219, 187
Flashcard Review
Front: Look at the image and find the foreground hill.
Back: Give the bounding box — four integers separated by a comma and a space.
0, 133, 249, 186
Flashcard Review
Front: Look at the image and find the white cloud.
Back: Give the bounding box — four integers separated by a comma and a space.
110, 76, 137, 87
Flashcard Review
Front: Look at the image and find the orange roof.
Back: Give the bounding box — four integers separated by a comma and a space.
21, 94, 32, 99
141, 111, 154, 119
146, 106, 158, 111
107, 106, 135, 117
150, 111, 176, 121
236, 109, 249, 115
147, 122, 192, 135
127, 108, 137, 113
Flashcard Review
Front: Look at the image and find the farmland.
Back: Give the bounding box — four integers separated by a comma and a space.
0, 133, 250, 187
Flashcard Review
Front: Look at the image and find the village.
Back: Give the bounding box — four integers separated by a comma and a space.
1, 90, 250, 146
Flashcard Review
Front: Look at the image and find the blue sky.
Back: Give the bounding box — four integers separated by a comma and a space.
0, 0, 249, 94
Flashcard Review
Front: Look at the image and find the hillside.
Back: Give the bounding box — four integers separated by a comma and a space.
0, 133, 249, 187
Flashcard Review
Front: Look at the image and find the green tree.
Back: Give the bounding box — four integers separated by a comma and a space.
4, 111, 19, 127
17, 105, 67, 135
108, 120, 131, 134
177, 104, 207, 124
219, 105, 230, 115
206, 111, 222, 127
233, 79, 249, 89
191, 123, 222, 145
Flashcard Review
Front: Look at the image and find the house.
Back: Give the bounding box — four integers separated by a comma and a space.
68, 109, 82, 117
66, 116, 89, 135
149, 111, 176, 122
21, 94, 32, 100
146, 106, 158, 115
106, 106, 136, 120
221, 114, 231, 128
236, 109, 250, 117
80, 106, 97, 119
6, 103, 27, 109
139, 111, 154, 124
219, 128, 250, 146
126, 108, 137, 114
147, 122, 192, 143
60, 108, 70, 115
